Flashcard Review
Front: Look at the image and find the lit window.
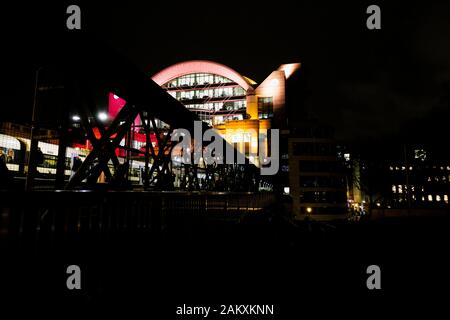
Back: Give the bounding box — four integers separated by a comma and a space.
398, 185, 403, 194
258, 97, 273, 119
436, 195, 441, 202
392, 185, 396, 193
428, 195, 433, 202
444, 195, 449, 204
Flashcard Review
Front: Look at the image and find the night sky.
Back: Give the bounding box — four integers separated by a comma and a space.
1, 1, 450, 142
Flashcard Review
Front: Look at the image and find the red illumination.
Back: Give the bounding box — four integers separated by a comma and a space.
108, 92, 126, 119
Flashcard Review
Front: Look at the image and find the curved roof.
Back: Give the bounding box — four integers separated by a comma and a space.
152, 60, 254, 91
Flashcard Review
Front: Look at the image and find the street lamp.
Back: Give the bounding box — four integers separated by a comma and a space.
97, 112, 108, 122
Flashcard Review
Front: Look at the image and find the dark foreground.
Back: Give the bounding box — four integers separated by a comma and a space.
0, 193, 449, 318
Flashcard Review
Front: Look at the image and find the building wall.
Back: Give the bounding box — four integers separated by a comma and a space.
151, 60, 296, 170
254, 70, 286, 128
288, 137, 348, 220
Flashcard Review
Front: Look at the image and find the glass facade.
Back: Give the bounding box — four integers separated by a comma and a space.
164, 73, 234, 88
162, 73, 247, 125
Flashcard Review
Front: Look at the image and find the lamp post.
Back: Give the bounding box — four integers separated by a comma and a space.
25, 66, 44, 191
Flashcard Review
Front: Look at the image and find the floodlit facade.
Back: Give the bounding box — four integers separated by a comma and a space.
152, 60, 300, 163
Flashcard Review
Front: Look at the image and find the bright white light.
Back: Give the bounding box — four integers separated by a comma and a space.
98, 112, 108, 121
113, 94, 119, 100
283, 187, 290, 195
72, 115, 81, 121
278, 63, 301, 79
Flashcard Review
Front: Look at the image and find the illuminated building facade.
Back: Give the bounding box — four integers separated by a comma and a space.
151, 60, 299, 164
387, 148, 449, 208
345, 145, 450, 218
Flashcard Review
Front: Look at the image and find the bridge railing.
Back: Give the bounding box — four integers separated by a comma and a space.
0, 191, 276, 245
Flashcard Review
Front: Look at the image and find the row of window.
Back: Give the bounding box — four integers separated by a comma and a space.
392, 184, 448, 193
213, 114, 244, 125
184, 100, 246, 111
165, 73, 233, 88
169, 87, 245, 100
392, 184, 424, 193
392, 194, 449, 203
391, 175, 449, 184
389, 165, 450, 171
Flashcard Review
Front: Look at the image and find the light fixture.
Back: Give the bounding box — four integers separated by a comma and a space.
306, 207, 312, 214
113, 94, 119, 99
72, 115, 81, 121
98, 112, 108, 121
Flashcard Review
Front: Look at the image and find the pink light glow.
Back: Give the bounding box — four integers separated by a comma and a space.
152, 60, 254, 91
108, 92, 126, 119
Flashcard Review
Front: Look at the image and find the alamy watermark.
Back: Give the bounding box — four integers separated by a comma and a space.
170, 121, 279, 175
66, 5, 81, 30
366, 5, 381, 30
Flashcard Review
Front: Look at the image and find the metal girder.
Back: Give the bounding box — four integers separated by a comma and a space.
55, 35, 261, 191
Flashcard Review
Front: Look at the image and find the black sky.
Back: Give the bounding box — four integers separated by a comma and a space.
1, 0, 450, 141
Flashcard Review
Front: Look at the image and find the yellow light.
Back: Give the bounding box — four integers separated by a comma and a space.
306, 207, 312, 214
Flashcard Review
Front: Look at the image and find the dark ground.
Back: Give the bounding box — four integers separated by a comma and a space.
1, 200, 448, 319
